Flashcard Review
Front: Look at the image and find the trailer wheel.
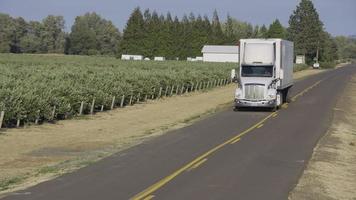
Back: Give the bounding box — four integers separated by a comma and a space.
285, 87, 293, 103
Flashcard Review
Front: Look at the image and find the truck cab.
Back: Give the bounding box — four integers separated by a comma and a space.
233, 39, 294, 110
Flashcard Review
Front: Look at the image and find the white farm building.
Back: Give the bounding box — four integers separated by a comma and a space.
201, 45, 239, 63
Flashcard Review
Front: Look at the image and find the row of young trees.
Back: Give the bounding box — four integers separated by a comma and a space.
0, 10, 286, 59
0, 13, 65, 53
0, 13, 121, 55
0, 0, 353, 63
120, 8, 289, 59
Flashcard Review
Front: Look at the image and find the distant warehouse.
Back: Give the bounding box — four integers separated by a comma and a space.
201, 45, 239, 63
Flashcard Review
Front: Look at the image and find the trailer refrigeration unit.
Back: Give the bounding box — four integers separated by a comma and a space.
233, 39, 294, 111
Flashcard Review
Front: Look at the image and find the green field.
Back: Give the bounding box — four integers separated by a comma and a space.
0, 54, 235, 127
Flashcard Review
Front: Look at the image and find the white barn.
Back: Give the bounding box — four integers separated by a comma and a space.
202, 45, 239, 63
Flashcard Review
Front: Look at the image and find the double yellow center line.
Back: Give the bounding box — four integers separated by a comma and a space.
132, 78, 325, 200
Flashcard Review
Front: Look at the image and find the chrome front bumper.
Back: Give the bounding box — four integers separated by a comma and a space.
234, 99, 276, 108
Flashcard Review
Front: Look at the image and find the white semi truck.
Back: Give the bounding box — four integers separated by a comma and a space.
233, 39, 294, 111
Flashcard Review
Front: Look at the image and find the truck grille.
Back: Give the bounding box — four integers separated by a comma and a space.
244, 84, 265, 100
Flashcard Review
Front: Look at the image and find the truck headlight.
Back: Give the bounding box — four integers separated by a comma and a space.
267, 89, 276, 100
235, 88, 242, 99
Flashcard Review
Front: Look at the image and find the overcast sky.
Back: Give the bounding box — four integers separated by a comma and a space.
0, 0, 355, 36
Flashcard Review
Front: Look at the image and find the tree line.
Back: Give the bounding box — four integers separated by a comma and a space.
0, 0, 355, 63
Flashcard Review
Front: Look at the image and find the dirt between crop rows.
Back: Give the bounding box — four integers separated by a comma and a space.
290, 73, 356, 200
0, 68, 326, 196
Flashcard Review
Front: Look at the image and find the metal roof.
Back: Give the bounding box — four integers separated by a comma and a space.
201, 45, 239, 54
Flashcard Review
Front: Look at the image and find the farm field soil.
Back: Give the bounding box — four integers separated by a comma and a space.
0, 68, 325, 195
290, 74, 356, 200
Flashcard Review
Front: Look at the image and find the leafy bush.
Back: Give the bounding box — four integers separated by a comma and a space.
319, 61, 336, 69
293, 64, 309, 72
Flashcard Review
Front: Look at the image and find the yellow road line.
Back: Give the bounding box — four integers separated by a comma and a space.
256, 124, 264, 129
230, 137, 241, 144
282, 103, 288, 109
291, 80, 323, 102
187, 158, 208, 171
142, 195, 155, 200
131, 78, 325, 200
131, 112, 275, 200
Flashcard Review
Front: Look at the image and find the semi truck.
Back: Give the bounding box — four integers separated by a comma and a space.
232, 39, 294, 111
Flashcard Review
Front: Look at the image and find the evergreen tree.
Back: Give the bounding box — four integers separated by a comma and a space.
288, 0, 324, 63
172, 16, 184, 60
211, 10, 225, 44
225, 14, 235, 44
267, 19, 286, 38
120, 7, 145, 55
181, 15, 193, 58
258, 25, 268, 38
252, 25, 260, 38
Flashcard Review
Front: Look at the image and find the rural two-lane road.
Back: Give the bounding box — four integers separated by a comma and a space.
3, 64, 356, 200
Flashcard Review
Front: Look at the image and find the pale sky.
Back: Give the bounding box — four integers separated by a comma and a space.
0, 0, 355, 36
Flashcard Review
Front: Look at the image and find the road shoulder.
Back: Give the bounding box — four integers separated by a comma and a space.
290, 73, 356, 200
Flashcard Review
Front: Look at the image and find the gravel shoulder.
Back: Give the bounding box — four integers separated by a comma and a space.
290, 72, 356, 200
0, 68, 326, 196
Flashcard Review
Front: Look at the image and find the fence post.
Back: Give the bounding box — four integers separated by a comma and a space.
51, 106, 56, 119
185, 85, 189, 94
111, 96, 116, 110
170, 86, 174, 96
137, 93, 141, 103
90, 98, 95, 114
151, 88, 156, 99
165, 86, 169, 96
35, 110, 40, 124
0, 111, 4, 128
158, 87, 162, 98
120, 95, 125, 107
79, 101, 84, 115
129, 95, 133, 105
180, 85, 184, 95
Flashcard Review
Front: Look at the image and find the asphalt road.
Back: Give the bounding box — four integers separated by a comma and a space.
3, 64, 356, 200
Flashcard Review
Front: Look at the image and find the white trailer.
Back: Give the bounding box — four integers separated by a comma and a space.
121, 54, 144, 61
154, 57, 166, 61
233, 39, 294, 110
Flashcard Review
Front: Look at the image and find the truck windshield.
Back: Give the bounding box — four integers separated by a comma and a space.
241, 65, 273, 77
